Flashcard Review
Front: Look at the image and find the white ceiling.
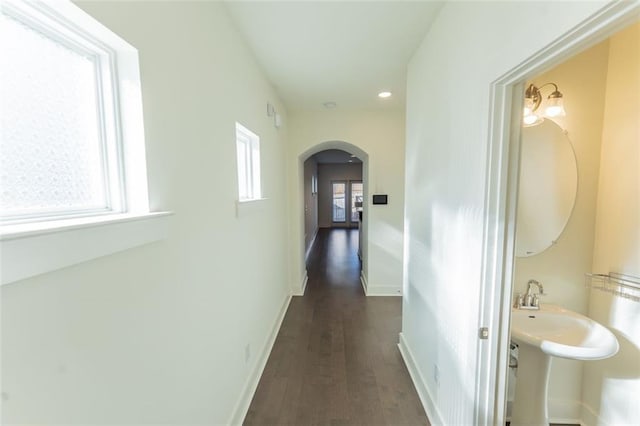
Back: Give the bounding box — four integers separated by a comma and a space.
225, 1, 443, 111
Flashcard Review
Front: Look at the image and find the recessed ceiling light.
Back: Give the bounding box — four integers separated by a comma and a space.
323, 101, 337, 109
350, 154, 357, 158
348, 159, 353, 163
378, 91, 392, 99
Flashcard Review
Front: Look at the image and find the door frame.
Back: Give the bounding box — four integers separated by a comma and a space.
475, 2, 640, 425
330, 179, 364, 228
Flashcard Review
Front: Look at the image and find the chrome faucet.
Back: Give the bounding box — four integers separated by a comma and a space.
527, 279, 544, 296
514, 279, 545, 310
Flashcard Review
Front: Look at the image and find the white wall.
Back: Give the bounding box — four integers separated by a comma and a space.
583, 22, 640, 426
303, 157, 318, 255
511, 41, 610, 421
317, 163, 363, 228
402, 1, 607, 424
288, 109, 405, 296
1, 1, 290, 424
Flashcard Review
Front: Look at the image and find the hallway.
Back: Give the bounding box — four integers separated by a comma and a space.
244, 228, 429, 425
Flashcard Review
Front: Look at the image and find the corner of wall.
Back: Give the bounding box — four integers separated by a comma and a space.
360, 271, 368, 295
292, 270, 308, 296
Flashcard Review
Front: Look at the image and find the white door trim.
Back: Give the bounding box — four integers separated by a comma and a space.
475, 2, 640, 425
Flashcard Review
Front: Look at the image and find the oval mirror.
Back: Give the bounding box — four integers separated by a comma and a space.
516, 119, 578, 257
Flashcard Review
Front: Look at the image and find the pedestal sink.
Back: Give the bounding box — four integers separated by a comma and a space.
510, 304, 619, 426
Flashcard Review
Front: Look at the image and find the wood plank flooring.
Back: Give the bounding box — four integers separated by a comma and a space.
244, 228, 429, 425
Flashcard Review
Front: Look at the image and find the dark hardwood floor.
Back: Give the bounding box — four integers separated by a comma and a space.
244, 228, 429, 425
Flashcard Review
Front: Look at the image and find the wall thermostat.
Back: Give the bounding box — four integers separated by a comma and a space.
372, 194, 388, 205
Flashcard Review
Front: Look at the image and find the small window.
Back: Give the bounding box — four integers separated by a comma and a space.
0, 0, 149, 225
235, 123, 261, 201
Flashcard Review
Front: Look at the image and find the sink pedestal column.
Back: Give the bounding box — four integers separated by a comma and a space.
510, 342, 552, 426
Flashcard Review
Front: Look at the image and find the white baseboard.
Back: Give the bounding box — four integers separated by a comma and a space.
228, 294, 292, 425
548, 399, 582, 425
304, 229, 319, 261
359, 272, 401, 296
507, 375, 588, 425
360, 271, 368, 295
398, 333, 445, 425
301, 272, 308, 295
506, 400, 581, 424
580, 401, 603, 426
366, 286, 402, 296
292, 271, 308, 296
506, 394, 585, 425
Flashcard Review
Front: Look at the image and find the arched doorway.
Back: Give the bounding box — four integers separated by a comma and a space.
291, 140, 369, 295
303, 149, 363, 252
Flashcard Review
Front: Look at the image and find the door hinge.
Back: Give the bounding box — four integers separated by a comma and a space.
479, 327, 489, 340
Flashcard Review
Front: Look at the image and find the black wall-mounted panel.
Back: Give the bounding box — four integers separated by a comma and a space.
372, 194, 388, 205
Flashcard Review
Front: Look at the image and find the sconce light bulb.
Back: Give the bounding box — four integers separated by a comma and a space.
523, 113, 543, 127
545, 105, 565, 117
544, 94, 565, 117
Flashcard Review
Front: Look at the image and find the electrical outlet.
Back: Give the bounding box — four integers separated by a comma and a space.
433, 364, 440, 387
245, 344, 251, 363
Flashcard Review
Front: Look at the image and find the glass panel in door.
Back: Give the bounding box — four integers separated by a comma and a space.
332, 182, 346, 222
351, 181, 363, 223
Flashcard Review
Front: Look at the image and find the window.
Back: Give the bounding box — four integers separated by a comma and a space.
0, 0, 149, 225
332, 182, 346, 222
0, 0, 164, 286
351, 181, 363, 222
235, 122, 261, 201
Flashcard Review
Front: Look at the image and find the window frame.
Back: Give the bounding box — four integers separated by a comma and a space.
235, 122, 262, 202
0, 0, 167, 286
0, 0, 131, 224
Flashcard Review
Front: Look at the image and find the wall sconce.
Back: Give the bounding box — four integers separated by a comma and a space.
523, 83, 566, 127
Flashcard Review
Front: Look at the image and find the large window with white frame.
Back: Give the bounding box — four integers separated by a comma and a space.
0, 0, 149, 225
0, 0, 168, 287
235, 122, 261, 201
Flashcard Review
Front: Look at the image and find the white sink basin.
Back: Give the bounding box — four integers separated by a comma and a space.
511, 304, 619, 360
509, 304, 619, 425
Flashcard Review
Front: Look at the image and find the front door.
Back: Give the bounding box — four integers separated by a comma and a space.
332, 180, 363, 228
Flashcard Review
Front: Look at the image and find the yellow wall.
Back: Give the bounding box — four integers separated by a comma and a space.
513, 21, 640, 424
513, 40, 610, 421
583, 21, 640, 426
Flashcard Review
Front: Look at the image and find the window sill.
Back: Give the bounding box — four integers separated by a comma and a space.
0, 212, 172, 285
235, 198, 268, 218
236, 197, 268, 204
